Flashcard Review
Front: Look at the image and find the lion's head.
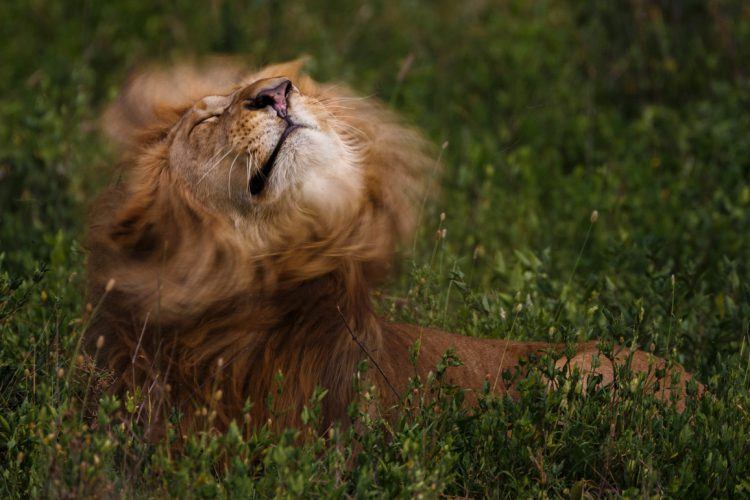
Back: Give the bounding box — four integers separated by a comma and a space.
90, 59, 435, 312
85, 59, 435, 428
155, 68, 363, 226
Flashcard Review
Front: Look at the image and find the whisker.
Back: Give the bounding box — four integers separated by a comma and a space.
327, 113, 368, 121
319, 94, 375, 102
205, 145, 230, 165
245, 155, 251, 189
322, 101, 357, 107
227, 152, 241, 200
199, 145, 231, 175
308, 97, 356, 119
319, 83, 347, 94
322, 105, 358, 112
334, 121, 368, 139
196, 147, 232, 185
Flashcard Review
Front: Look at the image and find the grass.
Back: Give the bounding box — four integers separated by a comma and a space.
2, 0, 750, 497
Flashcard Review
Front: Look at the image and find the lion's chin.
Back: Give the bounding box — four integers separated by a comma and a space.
249, 123, 303, 197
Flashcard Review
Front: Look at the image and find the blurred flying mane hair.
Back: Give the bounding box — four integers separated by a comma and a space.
84, 57, 436, 432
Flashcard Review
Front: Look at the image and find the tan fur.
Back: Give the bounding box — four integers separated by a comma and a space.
86, 59, 700, 435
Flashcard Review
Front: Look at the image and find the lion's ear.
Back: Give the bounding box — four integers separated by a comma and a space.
103, 57, 245, 150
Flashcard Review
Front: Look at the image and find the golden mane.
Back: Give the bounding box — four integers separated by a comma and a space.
86, 58, 435, 431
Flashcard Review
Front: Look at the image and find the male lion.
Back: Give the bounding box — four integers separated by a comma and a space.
86, 59, 699, 434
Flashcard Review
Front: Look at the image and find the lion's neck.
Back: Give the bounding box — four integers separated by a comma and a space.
88, 184, 397, 431
171, 265, 385, 431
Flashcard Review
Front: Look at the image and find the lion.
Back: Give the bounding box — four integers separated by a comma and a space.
85, 58, 700, 435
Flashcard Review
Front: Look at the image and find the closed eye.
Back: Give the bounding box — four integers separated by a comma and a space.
189, 114, 220, 136
200, 115, 220, 125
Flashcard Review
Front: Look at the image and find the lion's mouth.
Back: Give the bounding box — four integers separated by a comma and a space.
249, 122, 301, 196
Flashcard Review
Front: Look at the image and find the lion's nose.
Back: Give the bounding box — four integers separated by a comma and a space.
245, 78, 292, 118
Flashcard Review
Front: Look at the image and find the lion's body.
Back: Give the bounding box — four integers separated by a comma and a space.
85, 59, 699, 435
382, 324, 695, 411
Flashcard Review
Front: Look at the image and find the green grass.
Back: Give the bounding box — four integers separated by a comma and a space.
2, 0, 750, 497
